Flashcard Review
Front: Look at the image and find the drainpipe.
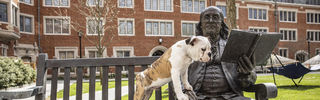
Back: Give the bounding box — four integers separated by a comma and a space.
274, 0, 278, 54
211, 0, 212, 6
38, 0, 42, 53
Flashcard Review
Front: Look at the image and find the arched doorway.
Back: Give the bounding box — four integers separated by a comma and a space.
152, 50, 164, 56
295, 50, 309, 62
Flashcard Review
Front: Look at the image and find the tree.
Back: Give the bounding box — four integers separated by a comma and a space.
226, 0, 237, 35
52, 0, 137, 84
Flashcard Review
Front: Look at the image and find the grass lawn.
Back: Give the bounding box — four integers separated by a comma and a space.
54, 80, 128, 99
121, 73, 320, 100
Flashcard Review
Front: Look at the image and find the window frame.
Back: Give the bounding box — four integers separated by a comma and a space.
86, 0, 104, 7
118, 18, 135, 36
118, 0, 134, 8
1, 44, 8, 57
85, 47, 107, 58
43, 0, 70, 7
247, 4, 269, 21
144, 0, 173, 12
278, 7, 297, 23
86, 17, 105, 36
306, 10, 320, 24
20, 13, 34, 34
248, 26, 269, 33
279, 28, 298, 42
0, 3, 8, 23
112, 46, 135, 57
43, 16, 71, 35
181, 21, 197, 37
216, 1, 239, 19
279, 48, 289, 57
306, 30, 320, 42
19, 0, 34, 6
144, 19, 174, 37
316, 48, 320, 55
181, 0, 206, 13
11, 6, 18, 27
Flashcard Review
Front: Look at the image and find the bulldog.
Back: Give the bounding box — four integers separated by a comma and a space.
134, 36, 213, 100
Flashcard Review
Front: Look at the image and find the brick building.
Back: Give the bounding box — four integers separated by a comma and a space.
0, 0, 319, 75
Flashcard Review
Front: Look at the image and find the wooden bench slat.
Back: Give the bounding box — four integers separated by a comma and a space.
102, 66, 109, 100
169, 82, 175, 100
115, 66, 122, 100
89, 67, 96, 100
76, 67, 83, 100
156, 88, 162, 100
128, 65, 135, 100
35, 54, 48, 100
51, 68, 58, 100
63, 67, 70, 100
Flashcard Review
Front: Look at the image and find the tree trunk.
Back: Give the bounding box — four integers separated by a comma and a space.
98, 50, 103, 85
226, 0, 237, 36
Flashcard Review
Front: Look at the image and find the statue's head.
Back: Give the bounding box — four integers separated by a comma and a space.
196, 6, 229, 40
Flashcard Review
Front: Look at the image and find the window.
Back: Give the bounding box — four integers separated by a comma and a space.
280, 29, 297, 41
181, 21, 197, 37
1, 44, 8, 57
12, 7, 18, 26
87, 19, 103, 35
249, 8, 267, 20
279, 48, 288, 57
181, 0, 205, 13
45, 0, 69, 7
59, 51, 74, 72
118, 18, 134, 36
20, 0, 32, 4
307, 13, 320, 24
145, 19, 173, 36
87, 0, 103, 6
0, 3, 7, 22
20, 14, 33, 33
249, 27, 268, 32
113, 46, 134, 71
119, 0, 133, 8
55, 47, 77, 73
316, 49, 320, 55
44, 17, 70, 35
280, 11, 296, 22
306, 0, 320, 5
85, 47, 107, 58
145, 0, 171, 11
307, 30, 320, 42
216, 5, 238, 18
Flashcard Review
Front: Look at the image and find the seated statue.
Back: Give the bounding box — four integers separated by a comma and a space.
180, 6, 259, 100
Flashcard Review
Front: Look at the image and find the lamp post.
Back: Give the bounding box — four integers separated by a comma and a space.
78, 30, 83, 58
159, 37, 162, 45
307, 38, 310, 59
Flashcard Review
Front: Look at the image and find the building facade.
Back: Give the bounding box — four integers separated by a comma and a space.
0, 0, 319, 75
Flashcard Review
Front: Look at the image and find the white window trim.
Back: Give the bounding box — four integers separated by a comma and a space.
85, 47, 107, 58
248, 26, 269, 32
117, 0, 134, 8
144, 0, 173, 12
279, 47, 289, 57
55, 47, 78, 59
19, 0, 34, 6
1, 44, 8, 56
181, 20, 197, 37
43, 0, 70, 7
247, 4, 269, 21
144, 19, 174, 37
279, 28, 298, 42
20, 13, 34, 34
118, 18, 135, 36
306, 29, 320, 42
86, 17, 105, 36
11, 3, 19, 27
278, 7, 298, 23
0, 2, 10, 24
112, 46, 135, 57
216, 1, 239, 19
43, 16, 71, 35
86, 0, 104, 7
305, 10, 320, 24
180, 0, 207, 14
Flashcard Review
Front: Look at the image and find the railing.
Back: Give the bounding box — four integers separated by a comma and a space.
0, 53, 175, 100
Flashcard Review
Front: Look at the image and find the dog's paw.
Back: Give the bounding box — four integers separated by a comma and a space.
184, 84, 193, 91
177, 94, 189, 100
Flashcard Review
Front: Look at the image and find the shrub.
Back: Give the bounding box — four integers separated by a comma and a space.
0, 56, 36, 89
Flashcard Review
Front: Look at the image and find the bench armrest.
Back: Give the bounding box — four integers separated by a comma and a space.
244, 83, 278, 100
0, 86, 43, 100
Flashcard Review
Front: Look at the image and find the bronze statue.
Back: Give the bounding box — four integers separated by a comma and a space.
182, 6, 257, 100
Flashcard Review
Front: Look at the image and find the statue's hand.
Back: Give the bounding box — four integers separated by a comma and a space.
183, 90, 197, 100
237, 54, 255, 74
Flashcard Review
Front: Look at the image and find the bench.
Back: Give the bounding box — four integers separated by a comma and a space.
0, 53, 277, 100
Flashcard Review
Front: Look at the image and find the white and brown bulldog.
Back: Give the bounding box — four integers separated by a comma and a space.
134, 36, 213, 100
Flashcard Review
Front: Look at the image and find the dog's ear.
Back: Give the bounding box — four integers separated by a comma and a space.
186, 37, 198, 46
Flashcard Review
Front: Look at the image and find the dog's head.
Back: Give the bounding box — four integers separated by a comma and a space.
185, 36, 213, 62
